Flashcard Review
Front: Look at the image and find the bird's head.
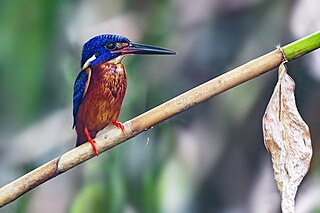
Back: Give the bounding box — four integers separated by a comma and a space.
80, 34, 176, 70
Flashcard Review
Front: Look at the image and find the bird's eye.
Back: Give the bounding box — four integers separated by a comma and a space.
105, 42, 117, 50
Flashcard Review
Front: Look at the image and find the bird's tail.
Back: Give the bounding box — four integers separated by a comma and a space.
75, 137, 83, 147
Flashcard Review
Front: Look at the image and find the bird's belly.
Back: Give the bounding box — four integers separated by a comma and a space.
77, 74, 127, 132
82, 97, 120, 130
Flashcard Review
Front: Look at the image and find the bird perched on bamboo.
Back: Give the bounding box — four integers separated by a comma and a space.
73, 34, 176, 155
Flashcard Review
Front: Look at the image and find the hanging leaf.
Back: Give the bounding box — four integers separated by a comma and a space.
262, 63, 312, 213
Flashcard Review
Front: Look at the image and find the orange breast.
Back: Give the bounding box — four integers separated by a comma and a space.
76, 62, 127, 142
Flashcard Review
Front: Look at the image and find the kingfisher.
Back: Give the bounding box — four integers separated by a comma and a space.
73, 34, 176, 155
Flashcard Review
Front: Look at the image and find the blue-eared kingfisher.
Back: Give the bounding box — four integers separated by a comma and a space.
73, 34, 176, 155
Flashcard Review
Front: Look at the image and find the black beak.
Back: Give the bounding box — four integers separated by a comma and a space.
115, 42, 177, 55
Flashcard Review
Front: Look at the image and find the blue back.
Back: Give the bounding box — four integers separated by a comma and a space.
72, 69, 89, 128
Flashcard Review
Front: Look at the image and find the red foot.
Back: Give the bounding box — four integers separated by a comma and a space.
112, 121, 125, 133
84, 127, 99, 156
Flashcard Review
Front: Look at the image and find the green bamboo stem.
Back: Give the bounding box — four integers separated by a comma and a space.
0, 31, 320, 208
283, 31, 320, 61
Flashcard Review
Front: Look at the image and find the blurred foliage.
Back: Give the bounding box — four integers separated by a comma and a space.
0, 0, 65, 128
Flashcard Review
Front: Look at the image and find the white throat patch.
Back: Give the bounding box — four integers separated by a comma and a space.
109, 55, 125, 64
82, 55, 124, 70
82, 55, 97, 70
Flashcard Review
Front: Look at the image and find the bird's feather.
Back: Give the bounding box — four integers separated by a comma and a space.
73, 68, 91, 128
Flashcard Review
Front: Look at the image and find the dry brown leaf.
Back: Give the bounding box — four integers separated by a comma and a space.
262, 63, 312, 213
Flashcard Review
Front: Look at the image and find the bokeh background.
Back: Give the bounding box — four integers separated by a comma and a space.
0, 0, 320, 212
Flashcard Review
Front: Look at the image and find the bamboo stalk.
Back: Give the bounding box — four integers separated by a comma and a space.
283, 31, 320, 60
0, 31, 319, 207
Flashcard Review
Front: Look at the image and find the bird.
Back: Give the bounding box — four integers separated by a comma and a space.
73, 34, 176, 155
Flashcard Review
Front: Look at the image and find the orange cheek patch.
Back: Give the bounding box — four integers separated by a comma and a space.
116, 42, 129, 49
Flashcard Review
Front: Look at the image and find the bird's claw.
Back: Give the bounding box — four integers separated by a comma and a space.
84, 127, 99, 156
112, 121, 125, 133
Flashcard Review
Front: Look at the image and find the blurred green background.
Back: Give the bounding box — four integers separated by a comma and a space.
1, 0, 320, 212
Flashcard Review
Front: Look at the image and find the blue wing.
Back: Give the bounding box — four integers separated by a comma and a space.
73, 69, 91, 128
